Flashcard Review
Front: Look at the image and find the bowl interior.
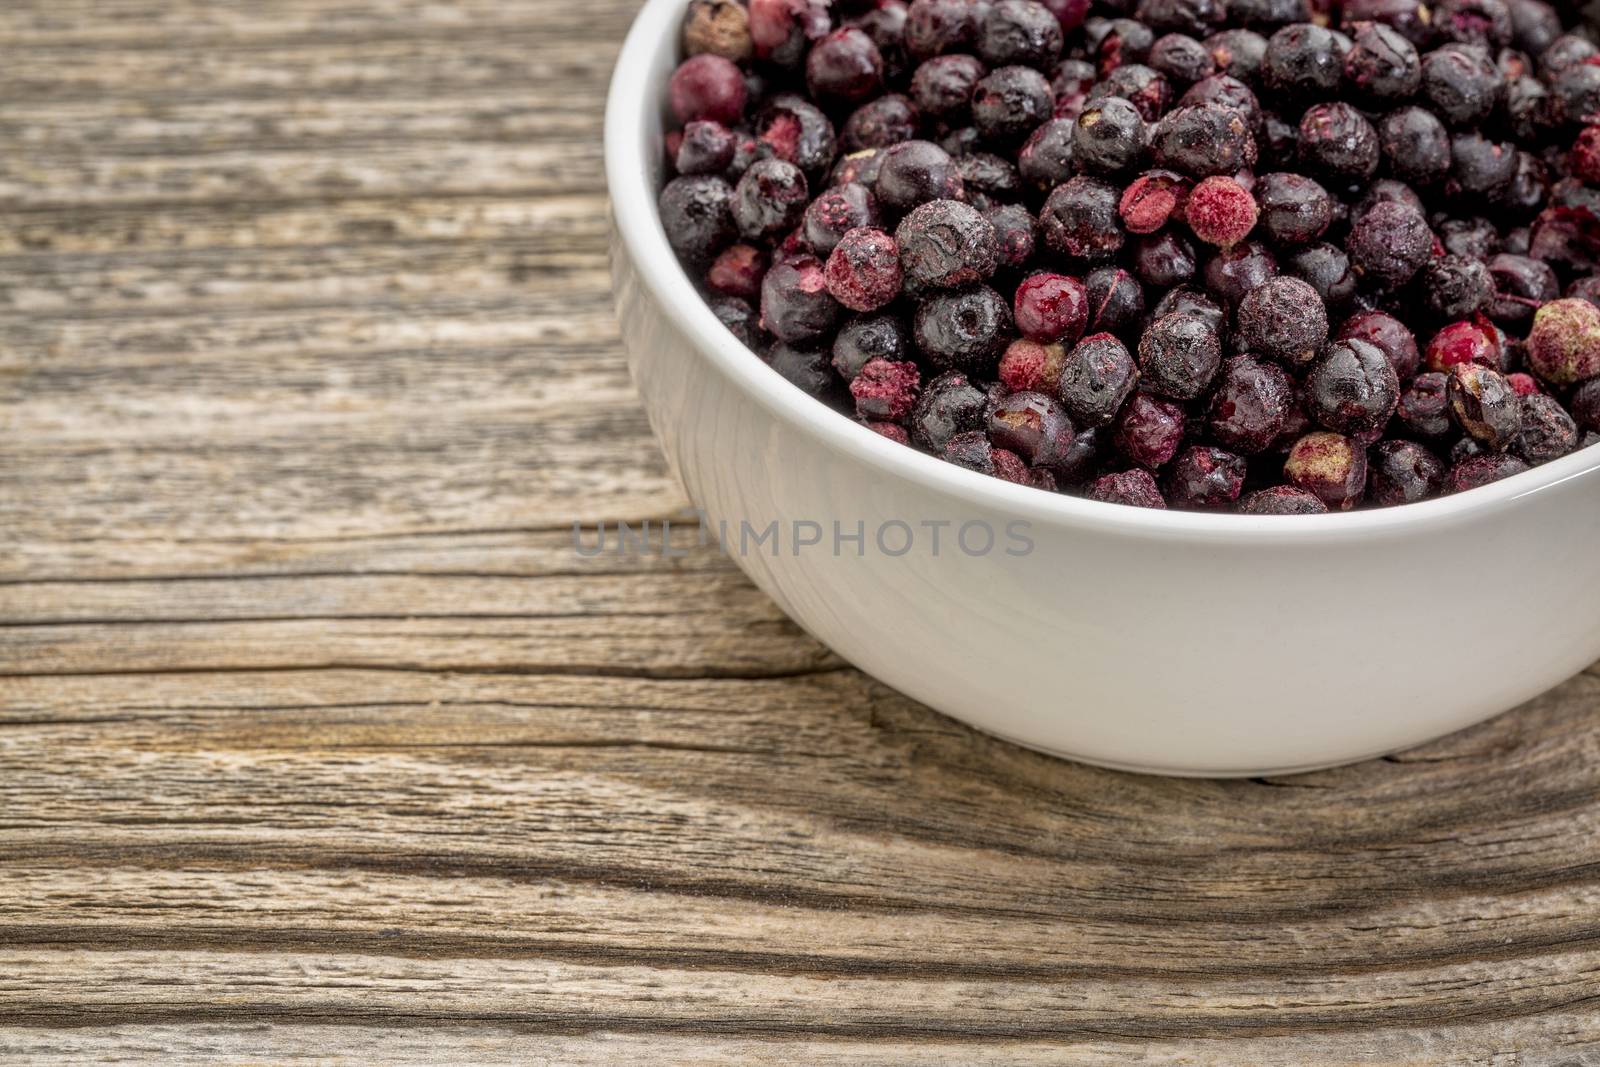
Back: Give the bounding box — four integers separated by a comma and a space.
602, 0, 1600, 542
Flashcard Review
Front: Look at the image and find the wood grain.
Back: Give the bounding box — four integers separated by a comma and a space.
4, 0, 1600, 1062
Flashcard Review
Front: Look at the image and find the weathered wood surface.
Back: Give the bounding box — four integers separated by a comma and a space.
4, 1, 1600, 1062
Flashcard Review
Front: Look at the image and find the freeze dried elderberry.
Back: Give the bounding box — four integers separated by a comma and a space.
896, 199, 998, 291
659, 0, 1600, 511
1138, 311, 1222, 399
1304, 338, 1401, 435
1235, 262, 1325, 351
1058, 332, 1140, 426
913, 284, 1014, 373
1151, 103, 1256, 177
1040, 176, 1126, 261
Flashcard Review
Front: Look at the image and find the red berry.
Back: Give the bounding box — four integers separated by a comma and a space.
1184, 175, 1258, 247
669, 55, 749, 125
1423, 318, 1501, 374
1013, 272, 1089, 343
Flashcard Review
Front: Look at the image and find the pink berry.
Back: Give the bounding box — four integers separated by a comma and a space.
1526, 297, 1600, 388
669, 55, 748, 125
1424, 318, 1501, 374
850, 358, 922, 420
824, 226, 902, 311
1185, 175, 1257, 248
1013, 272, 1088, 343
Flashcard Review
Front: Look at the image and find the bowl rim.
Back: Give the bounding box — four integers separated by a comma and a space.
602, 0, 1600, 542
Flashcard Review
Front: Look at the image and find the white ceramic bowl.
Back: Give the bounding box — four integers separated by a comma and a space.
603, 0, 1600, 776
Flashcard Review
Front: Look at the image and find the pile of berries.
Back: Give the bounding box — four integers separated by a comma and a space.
657, 0, 1600, 511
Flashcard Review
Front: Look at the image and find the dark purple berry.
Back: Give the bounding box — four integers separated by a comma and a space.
1040, 176, 1126, 261
910, 54, 988, 120
895, 198, 999, 290
1151, 103, 1256, 177
1057, 332, 1140, 426
1150, 33, 1217, 83
977, 0, 1064, 69
1179, 73, 1260, 129
1449, 133, 1518, 202
1340, 0, 1431, 48
1343, 22, 1421, 103
1087, 467, 1168, 507
1346, 200, 1431, 290
1075, 96, 1150, 175
1437, 216, 1497, 261
1207, 354, 1294, 452
1202, 238, 1278, 306
803, 182, 880, 256
841, 94, 920, 151
677, 121, 739, 175
909, 368, 988, 449
1286, 242, 1357, 308
831, 146, 887, 187
1297, 101, 1379, 182
1137, 0, 1225, 36
762, 255, 842, 344
1205, 28, 1268, 81
988, 390, 1078, 466
1084, 266, 1146, 335
1515, 393, 1578, 463
1152, 284, 1226, 333
1420, 44, 1502, 127
1447, 361, 1521, 450
874, 140, 964, 214
1090, 63, 1173, 122
1337, 309, 1419, 380
1255, 171, 1332, 246
733, 159, 810, 242
913, 284, 1014, 373
1133, 230, 1199, 287
756, 95, 838, 180
943, 429, 1000, 473
1165, 444, 1247, 508
1096, 19, 1157, 73
1235, 275, 1328, 367
1445, 452, 1528, 493
972, 65, 1055, 143
1017, 119, 1078, 190
768, 342, 838, 397
1113, 390, 1188, 467
1378, 107, 1451, 187
955, 152, 1023, 207
1418, 254, 1493, 320
833, 313, 910, 378
1138, 311, 1222, 399
807, 28, 886, 104
1369, 439, 1445, 505
1304, 337, 1401, 434
1263, 23, 1346, 100
1563, 378, 1600, 436
1395, 371, 1452, 437
660, 174, 738, 266
1240, 485, 1328, 513
905, 0, 983, 59
709, 294, 762, 348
